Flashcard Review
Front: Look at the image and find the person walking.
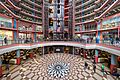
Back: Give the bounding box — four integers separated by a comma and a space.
93, 64, 96, 73
4, 36, 8, 45
101, 64, 105, 75
84, 61, 88, 71
116, 37, 119, 45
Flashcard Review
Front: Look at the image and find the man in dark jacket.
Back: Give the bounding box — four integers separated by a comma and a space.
4, 36, 8, 44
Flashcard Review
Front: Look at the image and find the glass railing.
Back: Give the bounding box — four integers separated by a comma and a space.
0, 38, 120, 48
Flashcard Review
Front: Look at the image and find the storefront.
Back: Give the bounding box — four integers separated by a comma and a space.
101, 13, 120, 40
0, 17, 12, 28
102, 30, 118, 40
0, 30, 13, 41
35, 25, 42, 32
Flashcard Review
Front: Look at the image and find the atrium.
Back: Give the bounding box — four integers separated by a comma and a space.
0, 0, 120, 80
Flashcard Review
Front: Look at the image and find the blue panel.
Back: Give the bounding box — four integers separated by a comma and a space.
95, 50, 98, 56
14, 19, 17, 29
34, 33, 36, 41
96, 31, 100, 43
0, 60, 2, 66
13, 31, 17, 40
16, 50, 20, 57
111, 54, 117, 65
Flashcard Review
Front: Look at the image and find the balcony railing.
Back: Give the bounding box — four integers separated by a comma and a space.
75, 0, 95, 9
0, 38, 120, 48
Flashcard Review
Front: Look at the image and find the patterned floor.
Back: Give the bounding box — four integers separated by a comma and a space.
1, 53, 117, 80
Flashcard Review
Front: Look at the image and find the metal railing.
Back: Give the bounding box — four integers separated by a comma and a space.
0, 39, 120, 48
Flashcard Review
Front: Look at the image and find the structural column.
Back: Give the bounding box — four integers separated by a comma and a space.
16, 50, 21, 65
0, 59, 2, 77
83, 50, 87, 58
118, 27, 120, 37
73, 47, 74, 55
29, 52, 33, 59
96, 20, 102, 44
110, 54, 117, 73
43, 47, 44, 55
95, 50, 98, 63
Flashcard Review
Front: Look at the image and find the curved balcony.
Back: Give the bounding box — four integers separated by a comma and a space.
0, 1, 20, 19
20, 11, 42, 19
95, 0, 120, 20
75, 29, 97, 34
6, 0, 21, 10
20, 3, 42, 14
75, 12, 95, 20
75, 5, 95, 14
75, 0, 94, 9
24, 0, 42, 8
75, 19, 95, 25
20, 19, 42, 25
94, 0, 110, 12
0, 41, 120, 56
82, 19, 95, 24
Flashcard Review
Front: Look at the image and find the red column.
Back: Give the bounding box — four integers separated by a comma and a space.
110, 54, 117, 73
83, 51, 87, 58
110, 64, 117, 73
29, 53, 33, 59
95, 50, 99, 63
95, 56, 98, 63
16, 58, 21, 65
0, 66, 2, 77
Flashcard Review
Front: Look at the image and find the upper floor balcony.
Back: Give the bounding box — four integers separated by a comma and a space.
20, 3, 42, 14
95, 0, 120, 20
75, 12, 95, 20
75, 0, 95, 9
20, 11, 42, 19
75, 5, 95, 14
24, 0, 42, 8
0, 1, 20, 19
6, 0, 21, 10
75, 19, 95, 25
94, 0, 110, 12
0, 39, 120, 56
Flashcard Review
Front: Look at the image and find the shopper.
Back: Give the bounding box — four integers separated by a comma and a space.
4, 58, 10, 77
110, 37, 114, 45
101, 64, 105, 75
112, 67, 120, 79
84, 61, 88, 71
93, 64, 96, 73
4, 36, 8, 45
116, 37, 119, 44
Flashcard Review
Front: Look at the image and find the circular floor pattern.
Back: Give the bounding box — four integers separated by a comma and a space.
48, 61, 70, 78
1, 53, 116, 80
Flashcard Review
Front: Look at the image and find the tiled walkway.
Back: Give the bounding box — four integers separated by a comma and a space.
0, 53, 117, 80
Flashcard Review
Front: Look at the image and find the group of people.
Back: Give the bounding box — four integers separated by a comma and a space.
18, 37, 33, 44
84, 60, 106, 75
0, 55, 10, 77
84, 61, 120, 79
103, 36, 120, 46
84, 60, 97, 73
